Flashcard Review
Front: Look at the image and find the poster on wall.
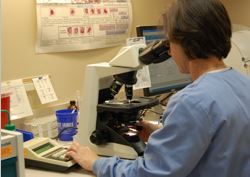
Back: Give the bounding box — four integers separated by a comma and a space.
36, 0, 132, 53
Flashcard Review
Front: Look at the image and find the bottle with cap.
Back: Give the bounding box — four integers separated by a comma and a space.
1, 109, 16, 131
68, 100, 78, 110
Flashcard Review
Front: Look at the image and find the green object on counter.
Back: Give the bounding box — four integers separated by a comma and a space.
1, 109, 16, 131
1, 157, 17, 177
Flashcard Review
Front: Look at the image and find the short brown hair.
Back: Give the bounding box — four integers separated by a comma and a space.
165, 0, 232, 59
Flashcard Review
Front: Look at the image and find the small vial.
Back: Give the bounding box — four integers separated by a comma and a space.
68, 100, 78, 110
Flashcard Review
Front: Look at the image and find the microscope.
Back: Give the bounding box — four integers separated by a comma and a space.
76, 40, 170, 159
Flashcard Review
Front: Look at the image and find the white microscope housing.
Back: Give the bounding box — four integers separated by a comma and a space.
76, 44, 147, 159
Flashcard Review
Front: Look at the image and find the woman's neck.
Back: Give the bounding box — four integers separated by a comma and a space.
189, 57, 227, 80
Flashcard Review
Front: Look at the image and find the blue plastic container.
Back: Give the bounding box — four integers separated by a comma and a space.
16, 129, 34, 142
55, 109, 78, 141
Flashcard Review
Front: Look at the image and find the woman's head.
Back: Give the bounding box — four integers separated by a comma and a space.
165, 0, 232, 60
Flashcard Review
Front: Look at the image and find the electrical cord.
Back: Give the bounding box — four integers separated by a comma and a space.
159, 91, 176, 106
147, 109, 162, 115
52, 127, 78, 140
139, 108, 163, 121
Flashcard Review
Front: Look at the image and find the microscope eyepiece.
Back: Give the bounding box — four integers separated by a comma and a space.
139, 40, 171, 65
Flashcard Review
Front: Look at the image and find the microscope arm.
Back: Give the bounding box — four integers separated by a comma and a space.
99, 39, 171, 103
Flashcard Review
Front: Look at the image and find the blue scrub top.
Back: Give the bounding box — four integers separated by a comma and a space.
93, 68, 250, 177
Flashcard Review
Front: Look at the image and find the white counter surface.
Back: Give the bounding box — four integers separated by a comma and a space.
25, 166, 95, 177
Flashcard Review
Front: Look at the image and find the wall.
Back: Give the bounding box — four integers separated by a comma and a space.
3, 0, 249, 112
2, 0, 171, 110
221, 0, 250, 27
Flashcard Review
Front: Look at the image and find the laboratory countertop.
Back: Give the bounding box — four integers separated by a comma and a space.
25, 166, 96, 177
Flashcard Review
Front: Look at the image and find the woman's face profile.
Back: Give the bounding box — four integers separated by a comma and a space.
170, 42, 190, 74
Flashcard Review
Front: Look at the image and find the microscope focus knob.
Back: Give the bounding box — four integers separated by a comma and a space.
90, 130, 109, 145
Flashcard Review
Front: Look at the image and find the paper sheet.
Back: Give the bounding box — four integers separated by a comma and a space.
126, 37, 152, 90
32, 75, 58, 104
1, 80, 33, 120
36, 0, 132, 53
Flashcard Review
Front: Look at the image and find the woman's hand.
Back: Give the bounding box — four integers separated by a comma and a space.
137, 120, 162, 142
66, 141, 99, 171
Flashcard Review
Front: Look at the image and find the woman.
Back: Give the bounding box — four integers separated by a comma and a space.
67, 0, 250, 176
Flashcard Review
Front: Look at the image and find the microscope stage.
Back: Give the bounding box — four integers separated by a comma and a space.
97, 97, 159, 113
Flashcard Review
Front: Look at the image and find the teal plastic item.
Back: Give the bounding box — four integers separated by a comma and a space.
1, 157, 17, 177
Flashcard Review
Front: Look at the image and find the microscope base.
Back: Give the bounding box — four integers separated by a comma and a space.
91, 142, 138, 159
